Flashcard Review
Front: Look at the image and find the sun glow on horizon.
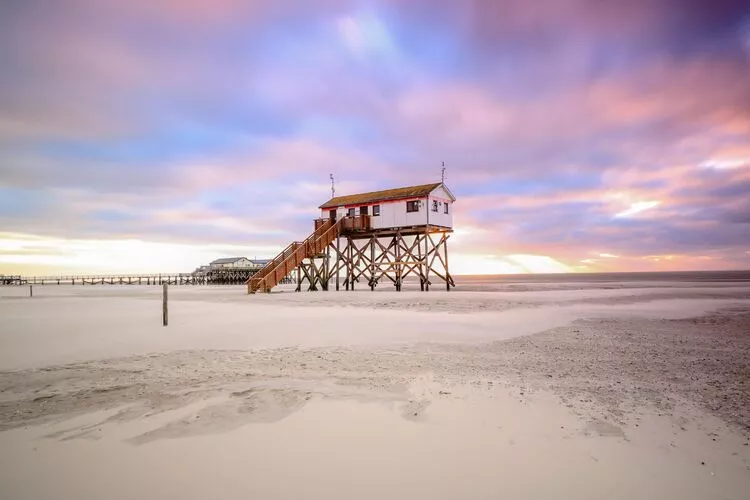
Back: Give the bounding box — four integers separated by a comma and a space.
0, 233, 280, 275
506, 254, 571, 273
1, 234, 580, 277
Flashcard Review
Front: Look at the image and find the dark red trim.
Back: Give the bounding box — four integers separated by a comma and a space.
338, 196, 427, 210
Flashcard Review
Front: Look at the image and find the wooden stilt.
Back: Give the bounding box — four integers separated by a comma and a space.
395, 232, 401, 291
424, 230, 430, 291
443, 233, 451, 291
335, 235, 340, 291
348, 237, 354, 291
370, 236, 376, 291
418, 234, 425, 291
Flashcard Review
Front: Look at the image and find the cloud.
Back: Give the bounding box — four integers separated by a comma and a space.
700, 158, 750, 170
615, 201, 661, 218
1, 0, 750, 273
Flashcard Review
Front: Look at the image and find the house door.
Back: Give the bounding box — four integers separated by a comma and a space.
329, 209, 336, 221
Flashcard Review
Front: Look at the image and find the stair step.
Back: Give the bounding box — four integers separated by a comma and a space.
246, 218, 343, 294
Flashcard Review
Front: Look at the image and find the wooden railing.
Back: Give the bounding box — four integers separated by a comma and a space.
247, 218, 345, 293
1, 272, 254, 286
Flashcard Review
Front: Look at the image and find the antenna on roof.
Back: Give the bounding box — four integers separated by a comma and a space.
330, 173, 335, 198
441, 162, 446, 184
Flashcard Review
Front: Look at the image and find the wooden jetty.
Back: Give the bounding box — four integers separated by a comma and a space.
1, 269, 295, 286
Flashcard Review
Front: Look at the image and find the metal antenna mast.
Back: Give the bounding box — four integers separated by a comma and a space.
330, 173, 335, 198
441, 162, 446, 183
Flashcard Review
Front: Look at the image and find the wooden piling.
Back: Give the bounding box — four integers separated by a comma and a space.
424, 230, 430, 291
335, 235, 340, 291
162, 283, 168, 326
370, 236, 375, 291
29, 284, 32, 297
444, 234, 450, 291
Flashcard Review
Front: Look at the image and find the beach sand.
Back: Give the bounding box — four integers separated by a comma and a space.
1, 278, 749, 499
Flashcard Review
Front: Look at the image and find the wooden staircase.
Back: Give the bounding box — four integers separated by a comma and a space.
247, 218, 344, 294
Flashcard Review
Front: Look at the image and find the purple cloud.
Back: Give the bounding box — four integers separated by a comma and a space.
1, 0, 749, 272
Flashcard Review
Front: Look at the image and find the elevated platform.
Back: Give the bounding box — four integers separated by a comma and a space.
316, 215, 452, 238
248, 216, 454, 294
343, 224, 452, 239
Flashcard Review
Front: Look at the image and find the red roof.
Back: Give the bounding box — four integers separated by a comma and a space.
319, 182, 445, 209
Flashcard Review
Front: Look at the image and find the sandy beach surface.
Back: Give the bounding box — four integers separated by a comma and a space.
1, 275, 749, 499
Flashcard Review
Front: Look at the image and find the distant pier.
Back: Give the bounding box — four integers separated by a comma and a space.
0, 270, 295, 286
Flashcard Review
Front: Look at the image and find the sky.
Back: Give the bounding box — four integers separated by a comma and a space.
1, 0, 749, 275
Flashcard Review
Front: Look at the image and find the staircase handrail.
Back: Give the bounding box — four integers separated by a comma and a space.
247, 217, 344, 293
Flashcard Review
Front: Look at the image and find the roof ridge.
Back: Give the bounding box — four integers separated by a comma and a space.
319, 182, 444, 209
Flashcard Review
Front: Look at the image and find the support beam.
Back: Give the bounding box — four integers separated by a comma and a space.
424, 230, 430, 291
349, 240, 355, 289
443, 233, 452, 290
335, 235, 340, 291
290, 227, 454, 293
395, 232, 402, 291
370, 236, 376, 291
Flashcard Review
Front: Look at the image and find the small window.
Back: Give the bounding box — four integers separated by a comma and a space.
360, 206, 368, 216
406, 200, 420, 213
444, 203, 449, 214
432, 200, 438, 212
373, 205, 380, 216
347, 208, 355, 217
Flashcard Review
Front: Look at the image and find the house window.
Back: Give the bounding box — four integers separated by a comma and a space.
373, 205, 380, 216
406, 200, 420, 213
432, 200, 438, 212
444, 203, 449, 214
360, 206, 368, 216
347, 208, 355, 217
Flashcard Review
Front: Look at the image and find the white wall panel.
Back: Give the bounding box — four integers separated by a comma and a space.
318, 184, 454, 230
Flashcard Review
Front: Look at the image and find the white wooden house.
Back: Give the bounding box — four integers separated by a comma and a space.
319, 182, 455, 230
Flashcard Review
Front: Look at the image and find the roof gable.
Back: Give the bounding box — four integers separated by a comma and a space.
434, 184, 456, 202
320, 182, 446, 209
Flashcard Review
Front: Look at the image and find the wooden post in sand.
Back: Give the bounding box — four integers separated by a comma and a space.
162, 283, 168, 326
29, 285, 33, 297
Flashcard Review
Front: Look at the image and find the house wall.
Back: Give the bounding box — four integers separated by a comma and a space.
319, 185, 454, 230
222, 258, 253, 269
320, 198, 437, 229
426, 187, 453, 228
374, 198, 427, 229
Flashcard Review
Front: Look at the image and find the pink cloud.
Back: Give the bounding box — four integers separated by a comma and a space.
384, 52, 749, 161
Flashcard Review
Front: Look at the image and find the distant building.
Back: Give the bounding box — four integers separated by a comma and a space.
209, 257, 255, 269
194, 265, 211, 274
